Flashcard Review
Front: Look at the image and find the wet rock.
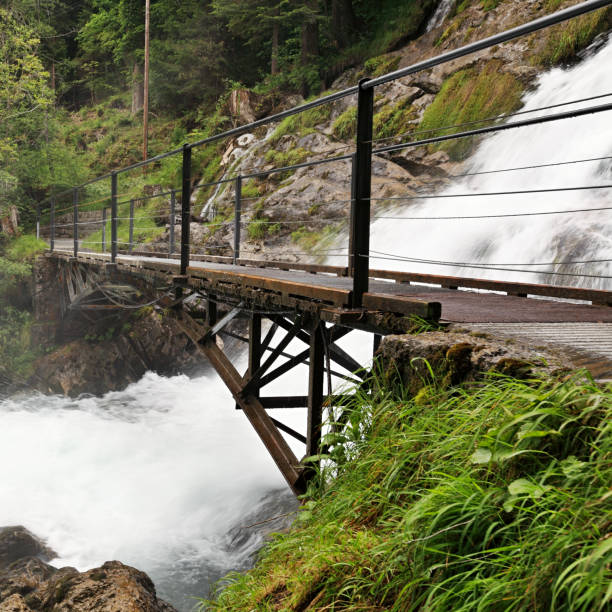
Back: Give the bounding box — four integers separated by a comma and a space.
377, 330, 570, 396
31, 309, 201, 397
0, 528, 176, 612
0, 528, 55, 570
39, 561, 176, 612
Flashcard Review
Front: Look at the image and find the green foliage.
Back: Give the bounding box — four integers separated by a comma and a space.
363, 53, 400, 78
374, 98, 418, 140
269, 103, 332, 144
290, 224, 338, 253
419, 60, 524, 160
205, 371, 612, 610
331, 106, 357, 140
0, 307, 38, 383
264, 147, 309, 180
241, 181, 263, 200
533, 8, 611, 66
5, 235, 47, 262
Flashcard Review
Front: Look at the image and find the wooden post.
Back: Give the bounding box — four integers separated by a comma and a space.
128, 199, 135, 254
102, 207, 107, 252
180, 144, 192, 275
233, 176, 242, 264
111, 172, 118, 263
169, 190, 176, 255
73, 188, 78, 258
50, 197, 55, 252
307, 320, 325, 459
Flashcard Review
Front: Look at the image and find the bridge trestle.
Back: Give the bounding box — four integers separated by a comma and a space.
176, 305, 371, 497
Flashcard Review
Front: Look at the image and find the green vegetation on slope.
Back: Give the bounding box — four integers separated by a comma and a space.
419, 60, 524, 160
533, 7, 611, 66
205, 370, 612, 610
0, 235, 47, 385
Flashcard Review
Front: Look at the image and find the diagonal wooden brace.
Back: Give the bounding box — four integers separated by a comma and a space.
176, 312, 305, 496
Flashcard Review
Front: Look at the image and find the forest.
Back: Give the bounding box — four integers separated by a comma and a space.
0, 0, 436, 227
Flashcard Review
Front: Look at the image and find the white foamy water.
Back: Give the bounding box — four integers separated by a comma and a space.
368, 36, 612, 290
0, 370, 297, 609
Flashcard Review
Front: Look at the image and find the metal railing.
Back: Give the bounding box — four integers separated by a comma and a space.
37, 0, 612, 306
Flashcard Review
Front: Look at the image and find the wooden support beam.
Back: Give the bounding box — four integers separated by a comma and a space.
177, 313, 304, 495
269, 417, 306, 444
260, 396, 309, 408
307, 320, 325, 459
247, 316, 303, 384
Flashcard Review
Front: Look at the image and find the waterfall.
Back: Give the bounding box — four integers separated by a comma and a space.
368, 36, 612, 290
426, 0, 455, 32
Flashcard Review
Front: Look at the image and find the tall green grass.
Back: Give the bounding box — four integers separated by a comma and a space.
204, 370, 611, 610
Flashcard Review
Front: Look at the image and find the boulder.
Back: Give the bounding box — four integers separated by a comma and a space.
0, 528, 55, 570
0, 527, 176, 612
377, 330, 569, 396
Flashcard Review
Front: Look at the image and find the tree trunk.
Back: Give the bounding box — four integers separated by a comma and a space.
131, 62, 144, 114
271, 12, 279, 75
331, 0, 356, 49
300, 0, 319, 96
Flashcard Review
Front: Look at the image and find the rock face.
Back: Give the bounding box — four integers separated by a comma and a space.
0, 527, 176, 612
31, 307, 202, 397
377, 329, 570, 396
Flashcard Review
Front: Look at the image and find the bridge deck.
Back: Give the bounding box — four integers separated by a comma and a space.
54, 250, 612, 324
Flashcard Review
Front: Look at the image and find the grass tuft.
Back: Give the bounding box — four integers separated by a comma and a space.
418, 60, 524, 160
203, 370, 612, 610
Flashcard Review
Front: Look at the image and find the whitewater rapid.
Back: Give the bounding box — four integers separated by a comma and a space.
368, 35, 612, 290
0, 371, 298, 609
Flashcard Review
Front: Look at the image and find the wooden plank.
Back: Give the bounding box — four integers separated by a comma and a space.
369, 269, 612, 306
362, 292, 441, 320
186, 266, 351, 306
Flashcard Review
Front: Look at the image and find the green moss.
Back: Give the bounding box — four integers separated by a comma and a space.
241, 180, 263, 200
247, 218, 276, 240
364, 54, 400, 78
374, 98, 418, 141
269, 98, 333, 144
481, 0, 502, 10
418, 60, 524, 160
290, 225, 337, 252
533, 8, 611, 66
331, 107, 357, 141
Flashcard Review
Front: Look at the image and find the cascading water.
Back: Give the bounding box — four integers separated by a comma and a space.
369, 36, 612, 290
0, 370, 300, 610
426, 0, 455, 32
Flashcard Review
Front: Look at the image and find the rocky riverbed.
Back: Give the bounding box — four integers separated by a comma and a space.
0, 527, 176, 611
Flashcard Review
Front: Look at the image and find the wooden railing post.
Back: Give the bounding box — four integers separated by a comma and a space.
111, 171, 118, 263
180, 144, 192, 275
233, 176, 242, 264
102, 207, 107, 252
73, 188, 79, 258
348, 153, 357, 277
169, 190, 176, 256
129, 199, 135, 254
351, 78, 373, 307
49, 198, 55, 251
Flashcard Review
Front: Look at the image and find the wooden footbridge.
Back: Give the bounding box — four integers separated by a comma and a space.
40, 0, 612, 495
